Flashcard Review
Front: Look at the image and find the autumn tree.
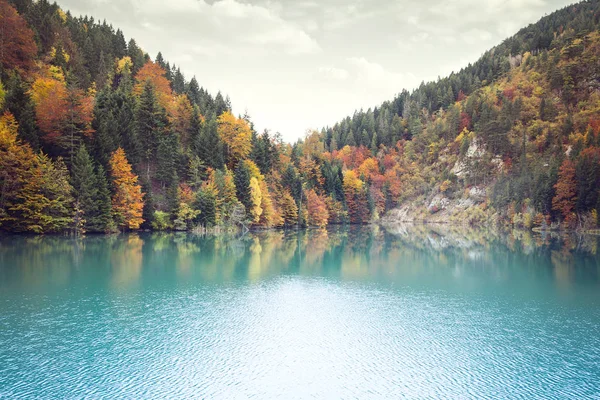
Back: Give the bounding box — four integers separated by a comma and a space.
343, 170, 369, 224
30, 72, 69, 142
552, 159, 577, 223
305, 189, 329, 228
0, 0, 37, 74
0, 112, 37, 230
133, 61, 173, 111
0, 113, 73, 233
279, 190, 298, 226
30, 70, 94, 160
109, 148, 144, 230
173, 183, 200, 230
217, 111, 252, 169
258, 179, 277, 227
249, 177, 263, 223
63, 87, 95, 164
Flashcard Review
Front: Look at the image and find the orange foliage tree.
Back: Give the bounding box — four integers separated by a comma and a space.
0, 0, 37, 74
552, 159, 577, 223
109, 148, 144, 230
133, 61, 173, 111
357, 157, 379, 179
30, 71, 94, 155
305, 189, 329, 228
30, 75, 69, 139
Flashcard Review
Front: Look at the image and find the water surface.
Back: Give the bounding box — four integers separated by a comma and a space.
1, 226, 599, 398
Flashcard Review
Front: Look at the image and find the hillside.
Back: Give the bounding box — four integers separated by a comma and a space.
1, 0, 600, 234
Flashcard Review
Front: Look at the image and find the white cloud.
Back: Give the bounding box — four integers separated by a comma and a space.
317, 66, 350, 81
117, 0, 322, 56
407, 15, 419, 25
460, 28, 492, 44
410, 32, 430, 42
347, 57, 416, 92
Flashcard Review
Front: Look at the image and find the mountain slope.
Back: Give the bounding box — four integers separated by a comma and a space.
313, 0, 600, 230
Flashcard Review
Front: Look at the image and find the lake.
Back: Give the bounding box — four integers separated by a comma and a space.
0, 225, 599, 399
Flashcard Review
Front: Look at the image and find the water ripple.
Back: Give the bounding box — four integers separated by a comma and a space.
1, 233, 600, 399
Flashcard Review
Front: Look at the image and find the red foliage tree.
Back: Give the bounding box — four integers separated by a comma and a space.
0, 0, 37, 74
459, 112, 472, 132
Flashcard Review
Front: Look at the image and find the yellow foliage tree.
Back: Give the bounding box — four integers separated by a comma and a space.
279, 190, 298, 226
249, 177, 263, 223
109, 148, 144, 230
116, 56, 133, 74
258, 179, 277, 227
217, 111, 252, 169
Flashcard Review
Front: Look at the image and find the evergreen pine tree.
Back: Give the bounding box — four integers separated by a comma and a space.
156, 133, 177, 186
173, 67, 185, 94
189, 106, 202, 154
140, 178, 155, 230
187, 77, 201, 105
194, 187, 217, 226
214, 92, 228, 116
136, 81, 160, 180
71, 145, 99, 232
5, 73, 39, 150
94, 164, 114, 232
234, 162, 252, 212
370, 131, 378, 153
198, 115, 224, 169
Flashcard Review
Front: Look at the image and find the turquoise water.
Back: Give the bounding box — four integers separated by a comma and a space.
0, 226, 599, 399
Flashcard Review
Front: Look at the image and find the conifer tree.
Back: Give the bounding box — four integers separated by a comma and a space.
198, 116, 224, 169
187, 77, 201, 105
140, 178, 155, 230
71, 145, 99, 232
135, 80, 160, 179
5, 73, 39, 150
94, 164, 114, 232
195, 185, 217, 226
156, 133, 177, 186
234, 161, 252, 213
189, 106, 203, 155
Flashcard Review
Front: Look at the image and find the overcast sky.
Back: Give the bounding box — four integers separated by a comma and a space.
57, 0, 574, 141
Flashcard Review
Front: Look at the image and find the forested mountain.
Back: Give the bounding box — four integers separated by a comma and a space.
1, 0, 600, 234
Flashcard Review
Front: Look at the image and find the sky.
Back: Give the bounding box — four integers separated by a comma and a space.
57, 0, 575, 142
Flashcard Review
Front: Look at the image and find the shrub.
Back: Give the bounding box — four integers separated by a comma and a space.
151, 211, 171, 230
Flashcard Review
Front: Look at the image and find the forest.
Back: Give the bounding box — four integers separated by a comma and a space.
1, 0, 600, 234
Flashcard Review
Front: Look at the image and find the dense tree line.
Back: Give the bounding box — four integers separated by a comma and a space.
1, 0, 600, 234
